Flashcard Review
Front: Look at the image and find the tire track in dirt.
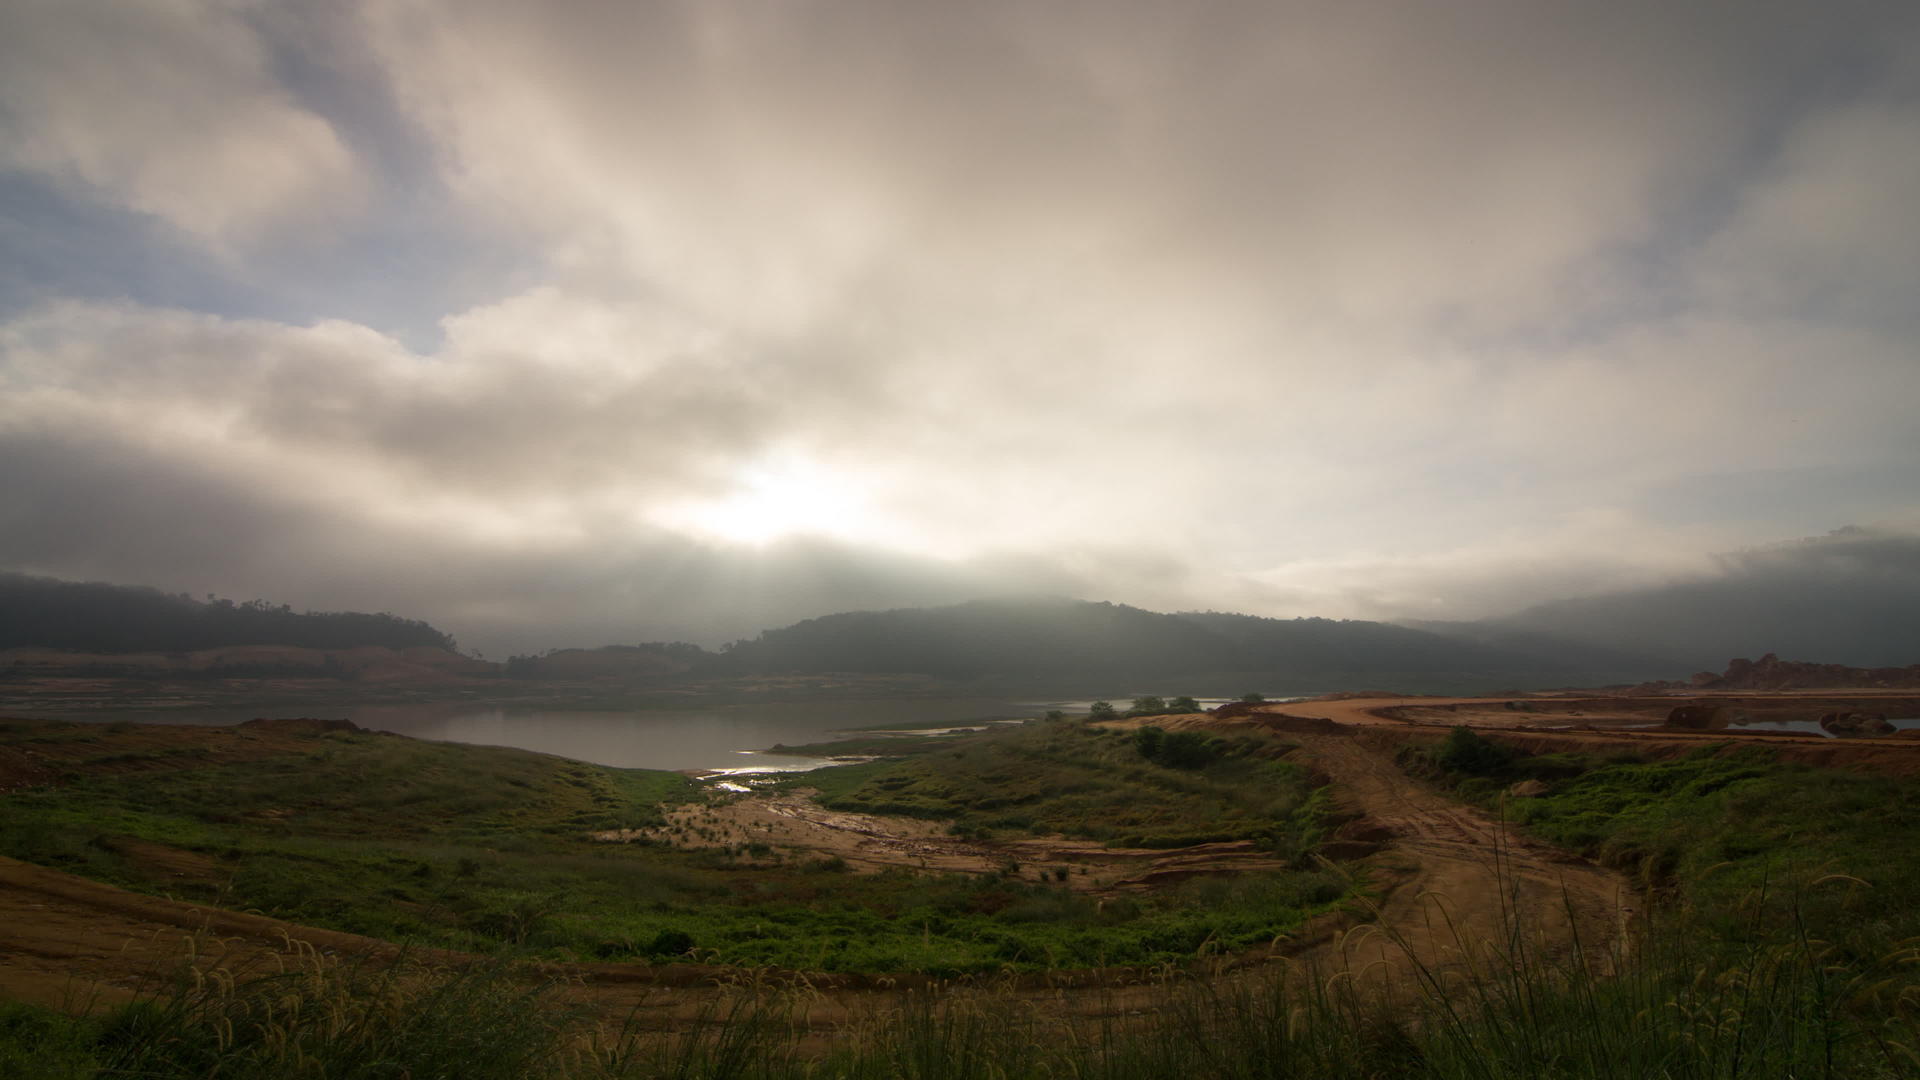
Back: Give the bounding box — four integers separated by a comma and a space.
1093, 708, 1635, 999
1272, 725, 1631, 998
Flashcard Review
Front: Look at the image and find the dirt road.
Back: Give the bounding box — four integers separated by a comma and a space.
1091, 708, 1633, 995
1275, 724, 1628, 998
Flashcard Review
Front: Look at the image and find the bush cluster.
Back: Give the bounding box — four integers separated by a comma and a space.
1131, 726, 1226, 769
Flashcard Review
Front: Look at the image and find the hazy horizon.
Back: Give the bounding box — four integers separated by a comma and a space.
4, 2, 1918, 657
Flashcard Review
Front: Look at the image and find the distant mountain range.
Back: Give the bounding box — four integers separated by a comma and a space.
0, 573, 458, 655
7, 525, 1918, 693
1420, 527, 1920, 671
696, 597, 1671, 692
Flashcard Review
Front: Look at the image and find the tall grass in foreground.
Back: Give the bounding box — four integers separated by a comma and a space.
5, 944, 589, 1080
7, 874, 1919, 1079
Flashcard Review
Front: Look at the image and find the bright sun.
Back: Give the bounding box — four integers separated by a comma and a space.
653, 457, 878, 546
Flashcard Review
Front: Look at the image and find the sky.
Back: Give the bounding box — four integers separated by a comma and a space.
3, 0, 1919, 657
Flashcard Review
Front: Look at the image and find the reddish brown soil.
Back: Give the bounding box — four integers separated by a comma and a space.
1278, 692, 1920, 777
602, 792, 1310, 891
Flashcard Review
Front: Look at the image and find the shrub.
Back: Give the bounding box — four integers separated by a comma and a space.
1436, 726, 1513, 777
1133, 726, 1166, 760
1158, 731, 1223, 769
646, 929, 695, 958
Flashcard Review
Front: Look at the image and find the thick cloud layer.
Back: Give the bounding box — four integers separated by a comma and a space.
3, 1, 1918, 655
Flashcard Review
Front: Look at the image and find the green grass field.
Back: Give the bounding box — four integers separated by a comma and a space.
8, 721, 1920, 1077
0, 717, 1342, 975
1404, 728, 1920, 973
795, 719, 1324, 849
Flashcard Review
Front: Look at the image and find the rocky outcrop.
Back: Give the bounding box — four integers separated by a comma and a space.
1819, 712, 1896, 737
1507, 779, 1550, 798
1696, 653, 1920, 691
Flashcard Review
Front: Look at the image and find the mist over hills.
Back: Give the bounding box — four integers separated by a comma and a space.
1450, 527, 1920, 670
0, 575, 1659, 693
6, 526, 1919, 692
699, 598, 1666, 691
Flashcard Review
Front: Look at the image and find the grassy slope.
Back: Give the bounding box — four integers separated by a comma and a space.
1405, 730, 1920, 958
1385, 729, 1920, 1075
0, 718, 1342, 975
797, 720, 1324, 849
10, 723, 1920, 1076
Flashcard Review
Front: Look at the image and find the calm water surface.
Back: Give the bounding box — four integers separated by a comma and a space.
76, 698, 1032, 773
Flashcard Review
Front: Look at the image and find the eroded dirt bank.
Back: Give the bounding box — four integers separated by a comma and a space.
1281, 691, 1920, 777
595, 791, 1307, 891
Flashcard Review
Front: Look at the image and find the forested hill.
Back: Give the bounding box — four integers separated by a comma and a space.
707, 597, 1667, 688
0, 573, 458, 654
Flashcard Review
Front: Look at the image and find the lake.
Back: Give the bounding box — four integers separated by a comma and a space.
70, 697, 1035, 773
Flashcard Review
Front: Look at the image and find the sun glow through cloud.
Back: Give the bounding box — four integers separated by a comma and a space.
652, 457, 882, 547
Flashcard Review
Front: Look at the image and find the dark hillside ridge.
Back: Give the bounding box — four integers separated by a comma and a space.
0, 573, 457, 653
704, 597, 1672, 688
1181, 610, 1666, 677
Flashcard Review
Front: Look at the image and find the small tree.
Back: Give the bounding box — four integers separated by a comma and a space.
1241, 692, 1266, 704
1168, 695, 1201, 713
1127, 696, 1167, 717
1087, 701, 1117, 720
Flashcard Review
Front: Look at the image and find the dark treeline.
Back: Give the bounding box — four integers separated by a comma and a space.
0, 573, 457, 654
502, 642, 707, 679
